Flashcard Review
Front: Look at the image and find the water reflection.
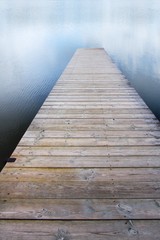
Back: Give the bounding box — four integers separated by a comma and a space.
101, 0, 160, 118
0, 0, 160, 169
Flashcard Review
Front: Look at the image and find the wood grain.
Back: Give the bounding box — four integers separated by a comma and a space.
0, 220, 160, 240
0, 199, 160, 219
7, 156, 160, 168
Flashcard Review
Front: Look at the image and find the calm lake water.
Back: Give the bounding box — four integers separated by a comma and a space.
0, 0, 160, 168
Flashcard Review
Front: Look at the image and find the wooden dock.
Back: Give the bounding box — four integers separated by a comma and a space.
0, 48, 160, 239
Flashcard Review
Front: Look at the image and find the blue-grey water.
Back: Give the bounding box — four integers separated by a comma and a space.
0, 0, 160, 169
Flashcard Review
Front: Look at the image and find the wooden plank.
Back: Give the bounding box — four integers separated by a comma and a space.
47, 94, 143, 99
43, 101, 146, 105
0, 220, 160, 240
45, 96, 143, 99
0, 180, 159, 199
0, 168, 160, 199
54, 86, 133, 89
55, 82, 130, 85
28, 123, 159, 131
51, 90, 137, 94
52, 86, 135, 89
0, 199, 160, 220
43, 103, 147, 108
55, 83, 130, 86
35, 113, 155, 119
41, 105, 148, 109
18, 137, 160, 147
13, 146, 160, 156
7, 155, 160, 168
45, 99, 145, 103
23, 130, 160, 138
26, 128, 159, 140
1, 168, 160, 182
31, 118, 158, 125
39, 108, 152, 114
49, 93, 138, 96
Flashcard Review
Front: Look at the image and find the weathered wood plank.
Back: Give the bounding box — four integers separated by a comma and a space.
55, 83, 130, 87
49, 93, 138, 96
0, 220, 160, 240
23, 130, 160, 138
0, 199, 160, 220
0, 168, 160, 199
39, 108, 152, 114
35, 113, 155, 119
41, 105, 148, 110
7, 156, 160, 168
28, 123, 160, 131
53, 88, 135, 92
43, 104, 149, 110
45, 99, 145, 103
18, 137, 160, 147
13, 146, 160, 156
1, 168, 160, 182
0, 181, 159, 199
45, 96, 144, 100
31, 118, 158, 125
52, 91, 136, 95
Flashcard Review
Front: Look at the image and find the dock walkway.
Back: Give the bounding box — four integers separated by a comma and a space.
0, 48, 160, 239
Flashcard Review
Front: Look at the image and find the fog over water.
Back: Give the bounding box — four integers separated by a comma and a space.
0, 0, 160, 167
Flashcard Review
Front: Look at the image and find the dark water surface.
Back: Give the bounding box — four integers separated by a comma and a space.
0, 0, 160, 169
